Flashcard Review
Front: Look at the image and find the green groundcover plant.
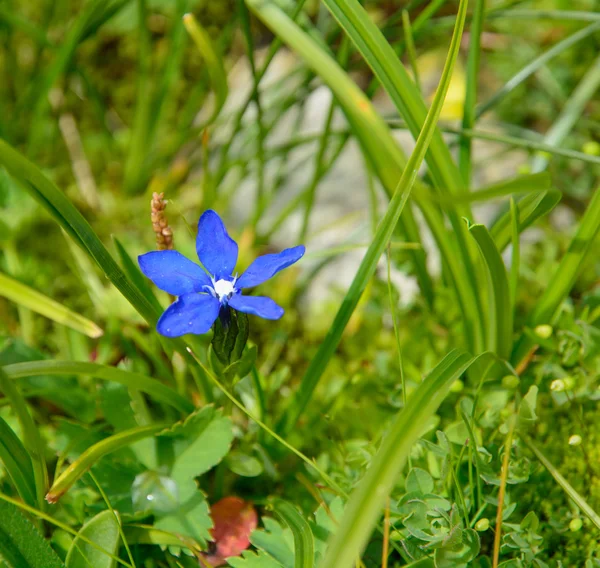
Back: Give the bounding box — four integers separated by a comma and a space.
0, 0, 600, 567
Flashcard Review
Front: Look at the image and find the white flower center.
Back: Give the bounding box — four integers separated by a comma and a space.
212, 278, 235, 302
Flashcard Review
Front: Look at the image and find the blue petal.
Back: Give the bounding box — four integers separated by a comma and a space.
157, 293, 220, 337
138, 251, 212, 295
236, 245, 305, 289
196, 210, 238, 279
228, 294, 284, 320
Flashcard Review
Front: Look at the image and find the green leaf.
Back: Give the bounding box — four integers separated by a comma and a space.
0, 415, 36, 507
405, 468, 434, 494
159, 406, 233, 500
433, 528, 480, 568
0, 499, 65, 568
277, 0, 471, 434
226, 451, 263, 478
47, 423, 168, 503
228, 551, 283, 568
320, 350, 493, 567
467, 222, 513, 359
3, 360, 194, 414
518, 386, 538, 424
0, 272, 103, 338
272, 499, 314, 568
65, 510, 120, 568
155, 492, 212, 547
250, 517, 294, 568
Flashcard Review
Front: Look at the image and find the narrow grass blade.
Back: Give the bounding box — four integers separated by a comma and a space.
113, 237, 162, 314
523, 436, 600, 530
277, 0, 470, 434
320, 0, 485, 341
46, 423, 168, 503
509, 198, 520, 312
0, 140, 159, 325
3, 360, 193, 414
459, 0, 485, 185
0, 499, 65, 568
0, 272, 103, 338
467, 223, 513, 359
123, 0, 153, 194
272, 499, 314, 568
491, 190, 561, 252
513, 185, 600, 365
477, 21, 600, 118
183, 14, 228, 129
401, 11, 421, 93
321, 0, 467, 200
66, 510, 121, 568
531, 53, 600, 172
244, 0, 434, 313
0, 368, 48, 510
322, 351, 491, 567
0, 415, 37, 507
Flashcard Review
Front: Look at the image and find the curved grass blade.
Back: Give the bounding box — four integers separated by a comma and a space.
477, 21, 600, 118
0, 415, 36, 507
321, 351, 493, 567
0, 272, 103, 338
512, 185, 600, 365
272, 499, 314, 568
321, 0, 466, 200
491, 190, 561, 252
0, 140, 159, 325
0, 499, 65, 568
277, 0, 470, 434
183, 14, 228, 130
0, 368, 48, 510
3, 360, 193, 414
66, 510, 121, 568
46, 423, 168, 504
320, 0, 485, 341
467, 222, 513, 359
523, 436, 600, 530
244, 0, 434, 305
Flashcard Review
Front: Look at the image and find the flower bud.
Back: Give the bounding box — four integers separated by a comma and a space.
502, 375, 519, 389
550, 379, 565, 392
535, 324, 553, 339
568, 434, 582, 446
475, 518, 490, 531
569, 518, 583, 531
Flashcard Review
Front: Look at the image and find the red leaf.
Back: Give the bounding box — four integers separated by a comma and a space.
201, 497, 258, 567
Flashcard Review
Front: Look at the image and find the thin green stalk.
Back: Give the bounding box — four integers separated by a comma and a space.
278, 0, 470, 434
3, 241, 34, 345
477, 21, 600, 118
459, 0, 485, 185
531, 53, 600, 172
401, 10, 421, 93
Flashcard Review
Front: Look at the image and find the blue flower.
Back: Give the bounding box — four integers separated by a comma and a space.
138, 210, 305, 338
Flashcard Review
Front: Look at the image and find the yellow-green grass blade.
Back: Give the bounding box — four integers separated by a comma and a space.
46, 423, 168, 504
3, 360, 193, 414
322, 350, 492, 567
468, 223, 513, 359
0, 272, 103, 338
276, 0, 470, 434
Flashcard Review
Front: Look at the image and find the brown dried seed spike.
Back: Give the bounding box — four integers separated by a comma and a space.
150, 191, 174, 250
